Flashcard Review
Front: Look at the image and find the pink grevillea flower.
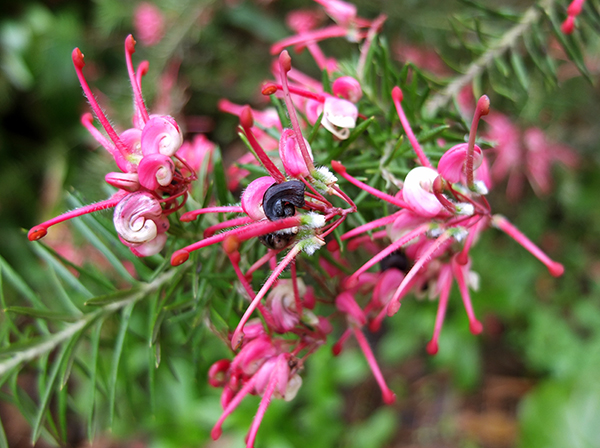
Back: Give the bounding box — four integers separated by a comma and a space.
332, 86, 564, 354
133, 2, 165, 46
28, 35, 195, 257
484, 112, 579, 200
562, 0, 586, 34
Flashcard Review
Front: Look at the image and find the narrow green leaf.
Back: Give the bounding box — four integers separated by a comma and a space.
5, 306, 80, 322
329, 116, 376, 161
213, 147, 232, 205
87, 318, 104, 441
31, 339, 73, 443
307, 111, 324, 145
0, 254, 45, 309
84, 286, 142, 306
0, 417, 8, 448
108, 303, 134, 429
270, 95, 289, 129
510, 48, 529, 91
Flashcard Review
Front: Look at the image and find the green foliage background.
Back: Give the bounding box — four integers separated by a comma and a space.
1, 0, 599, 447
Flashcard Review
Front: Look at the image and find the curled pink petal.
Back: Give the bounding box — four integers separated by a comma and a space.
137, 153, 175, 190
438, 143, 482, 184
113, 192, 169, 245
321, 96, 358, 140
128, 233, 167, 256
241, 176, 276, 221
402, 167, 444, 217
140, 115, 183, 157
332, 76, 362, 102
279, 128, 314, 177
105, 172, 140, 192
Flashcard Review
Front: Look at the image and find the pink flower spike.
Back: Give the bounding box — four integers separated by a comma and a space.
71, 48, 129, 159
331, 160, 411, 209
451, 258, 483, 335
278, 51, 315, 175
492, 215, 564, 277
438, 143, 483, 184
426, 264, 453, 355
332, 76, 362, 102
402, 167, 444, 217
140, 115, 183, 157
124, 35, 150, 124
241, 176, 277, 221
351, 326, 396, 405
28, 193, 125, 241
279, 129, 314, 177
392, 86, 433, 169
180, 206, 244, 223
465, 95, 490, 188
231, 243, 303, 350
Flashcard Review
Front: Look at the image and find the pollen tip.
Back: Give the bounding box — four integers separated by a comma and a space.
222, 236, 240, 255
180, 211, 197, 222
561, 16, 575, 34
240, 105, 254, 129
125, 34, 136, 53
261, 82, 278, 96
72, 48, 85, 68
81, 112, 94, 125
138, 60, 150, 76
386, 301, 401, 317
469, 319, 483, 335
28, 226, 47, 241
391, 86, 403, 103
210, 427, 223, 441
549, 262, 565, 277
477, 95, 490, 116
426, 340, 439, 355
455, 251, 469, 266
382, 390, 397, 405
368, 320, 381, 333
171, 249, 190, 266
332, 341, 343, 356
330, 160, 346, 174
279, 50, 292, 72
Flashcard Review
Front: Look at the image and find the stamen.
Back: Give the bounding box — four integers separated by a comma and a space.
28, 194, 124, 241
71, 48, 129, 157
332, 328, 351, 355
351, 326, 396, 404
180, 206, 244, 222
465, 95, 490, 189
231, 243, 303, 350
245, 250, 281, 280
452, 258, 483, 335
341, 213, 402, 241
345, 223, 431, 288
211, 375, 258, 441
391, 86, 433, 169
171, 216, 302, 266
331, 161, 411, 209
278, 51, 315, 174
271, 26, 350, 55
426, 266, 453, 355
240, 106, 286, 183
80, 113, 114, 155
261, 82, 326, 103
124, 35, 150, 124
492, 215, 564, 277
204, 216, 254, 238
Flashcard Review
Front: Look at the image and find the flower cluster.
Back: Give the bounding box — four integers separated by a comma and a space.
28, 35, 196, 257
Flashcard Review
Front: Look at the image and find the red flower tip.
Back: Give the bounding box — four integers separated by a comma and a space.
327, 239, 340, 252
240, 105, 254, 129
179, 211, 197, 222
279, 50, 292, 72
382, 390, 397, 405
387, 300, 401, 317
137, 60, 149, 77
561, 15, 575, 34
210, 427, 223, 441
125, 34, 137, 53
548, 262, 565, 277
469, 319, 483, 335
391, 86, 403, 103
426, 340, 439, 355
71, 48, 85, 68
222, 235, 240, 255
81, 112, 94, 125
171, 249, 190, 266
477, 95, 490, 116
261, 82, 278, 96
368, 319, 382, 333
228, 250, 241, 264
332, 341, 343, 356
330, 160, 346, 174
28, 226, 47, 241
